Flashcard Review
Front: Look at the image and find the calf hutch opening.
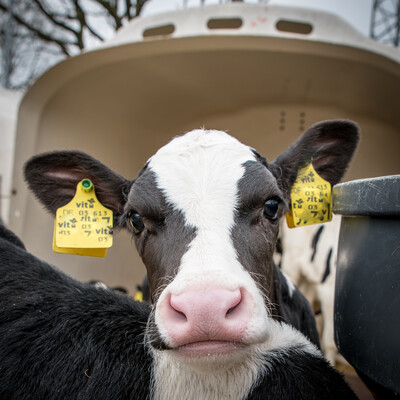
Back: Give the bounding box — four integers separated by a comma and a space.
10, 3, 400, 317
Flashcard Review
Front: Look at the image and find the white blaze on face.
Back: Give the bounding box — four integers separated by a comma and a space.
149, 130, 252, 229
149, 129, 270, 345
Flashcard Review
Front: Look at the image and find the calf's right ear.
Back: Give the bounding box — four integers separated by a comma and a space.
270, 120, 360, 201
24, 151, 132, 223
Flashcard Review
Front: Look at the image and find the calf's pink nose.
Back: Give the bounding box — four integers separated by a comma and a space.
158, 287, 250, 347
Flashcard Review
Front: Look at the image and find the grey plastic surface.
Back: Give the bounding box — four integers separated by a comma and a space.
334, 176, 400, 395
333, 175, 400, 217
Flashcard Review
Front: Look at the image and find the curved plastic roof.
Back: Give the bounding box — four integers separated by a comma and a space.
16, 3, 400, 128
101, 4, 397, 61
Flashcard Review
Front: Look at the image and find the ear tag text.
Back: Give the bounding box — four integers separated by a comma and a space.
286, 162, 332, 228
53, 179, 113, 257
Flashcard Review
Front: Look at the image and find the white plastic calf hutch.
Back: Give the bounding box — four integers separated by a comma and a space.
0, 88, 22, 224
10, 3, 400, 292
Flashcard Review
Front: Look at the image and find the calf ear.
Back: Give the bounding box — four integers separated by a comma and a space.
271, 120, 360, 200
24, 151, 131, 221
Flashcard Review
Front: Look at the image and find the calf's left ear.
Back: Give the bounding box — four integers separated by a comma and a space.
270, 120, 360, 200
24, 150, 132, 222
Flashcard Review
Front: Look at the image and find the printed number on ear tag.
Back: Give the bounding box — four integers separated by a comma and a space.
53, 179, 113, 257
286, 162, 332, 228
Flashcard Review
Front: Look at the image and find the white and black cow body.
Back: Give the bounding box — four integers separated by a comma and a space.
1, 120, 360, 399
279, 215, 343, 364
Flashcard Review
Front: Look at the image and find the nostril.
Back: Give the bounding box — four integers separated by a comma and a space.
174, 309, 187, 322
226, 306, 237, 315
225, 289, 243, 318
169, 294, 188, 322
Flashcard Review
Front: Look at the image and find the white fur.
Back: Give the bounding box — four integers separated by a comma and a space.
260, 318, 320, 357
149, 129, 270, 345
151, 319, 322, 400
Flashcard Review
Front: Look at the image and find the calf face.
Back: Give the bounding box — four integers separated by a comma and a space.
25, 120, 359, 366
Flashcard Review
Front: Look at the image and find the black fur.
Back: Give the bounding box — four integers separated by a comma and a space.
311, 225, 324, 262
24, 150, 132, 223
273, 266, 320, 346
271, 120, 360, 201
247, 348, 357, 399
234, 161, 320, 348
321, 248, 333, 284
0, 226, 152, 400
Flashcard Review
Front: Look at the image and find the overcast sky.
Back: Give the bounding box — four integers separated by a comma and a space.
142, 0, 373, 37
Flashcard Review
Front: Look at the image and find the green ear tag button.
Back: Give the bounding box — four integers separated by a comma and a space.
81, 179, 93, 192
53, 179, 113, 257
286, 162, 332, 228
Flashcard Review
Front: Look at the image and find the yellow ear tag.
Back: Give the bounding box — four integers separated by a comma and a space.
286, 162, 332, 228
53, 179, 113, 257
134, 291, 143, 302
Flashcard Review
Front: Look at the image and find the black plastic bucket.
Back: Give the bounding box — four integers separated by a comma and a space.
333, 175, 400, 398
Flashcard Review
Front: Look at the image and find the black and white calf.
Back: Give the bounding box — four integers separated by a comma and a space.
1, 120, 359, 399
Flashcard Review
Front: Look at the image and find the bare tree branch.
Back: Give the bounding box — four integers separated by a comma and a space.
94, 0, 123, 29
0, 0, 159, 90
32, 0, 78, 36
0, 3, 74, 56
135, 0, 147, 18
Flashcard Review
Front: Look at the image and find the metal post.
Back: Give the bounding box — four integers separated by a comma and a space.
370, 0, 400, 47
395, 0, 400, 46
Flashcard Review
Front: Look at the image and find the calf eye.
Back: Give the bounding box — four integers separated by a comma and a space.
128, 211, 144, 235
264, 198, 280, 221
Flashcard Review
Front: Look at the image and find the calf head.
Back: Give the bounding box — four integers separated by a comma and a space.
25, 120, 359, 365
